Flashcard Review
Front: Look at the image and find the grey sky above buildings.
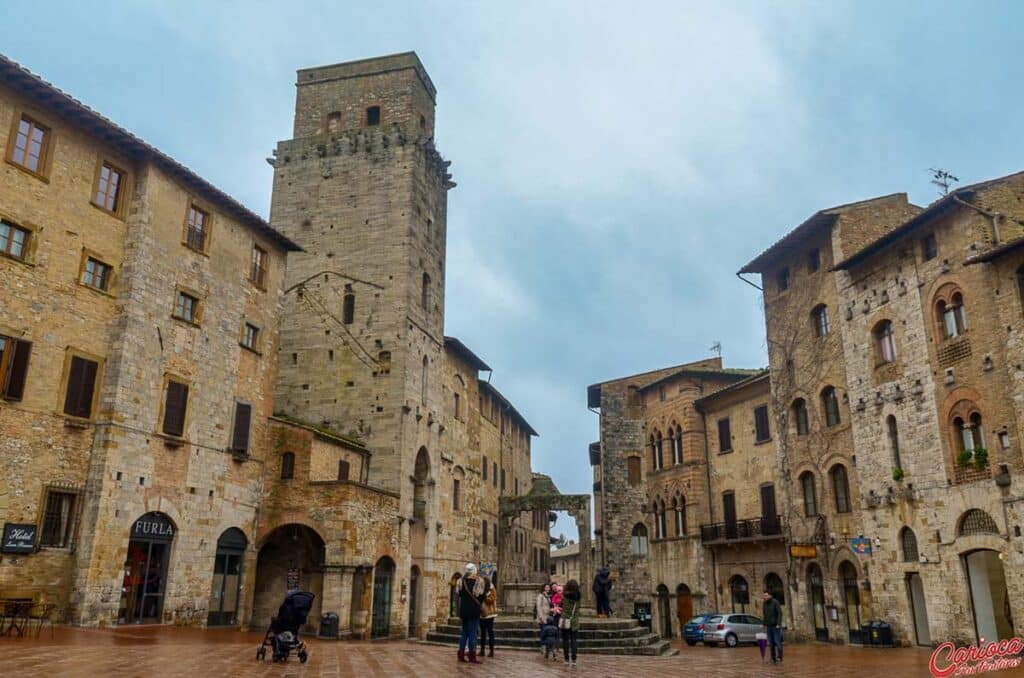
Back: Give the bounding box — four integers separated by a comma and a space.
7, 1, 1023, 541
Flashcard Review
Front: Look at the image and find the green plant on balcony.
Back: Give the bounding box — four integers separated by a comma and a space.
957, 449, 973, 467
973, 447, 989, 469
892, 467, 905, 482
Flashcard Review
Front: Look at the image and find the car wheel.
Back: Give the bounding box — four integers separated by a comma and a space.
725, 633, 738, 648
686, 640, 697, 646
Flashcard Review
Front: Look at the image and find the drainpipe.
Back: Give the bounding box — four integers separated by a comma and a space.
700, 379, 719, 609
952, 195, 1004, 245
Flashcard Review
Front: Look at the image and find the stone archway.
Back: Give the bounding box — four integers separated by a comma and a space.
499, 475, 592, 612
252, 524, 325, 630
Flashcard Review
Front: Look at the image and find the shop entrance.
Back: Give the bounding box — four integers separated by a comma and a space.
965, 549, 1014, 643
119, 512, 175, 624
371, 556, 395, 638
808, 563, 828, 642
207, 527, 247, 626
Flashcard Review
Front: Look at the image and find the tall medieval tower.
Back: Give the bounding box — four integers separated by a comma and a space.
270, 52, 454, 511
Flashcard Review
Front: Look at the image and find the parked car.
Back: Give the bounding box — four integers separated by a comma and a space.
682, 614, 714, 646
702, 613, 764, 648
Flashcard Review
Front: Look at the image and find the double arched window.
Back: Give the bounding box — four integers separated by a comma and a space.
821, 386, 841, 427
873, 320, 897, 364
674, 495, 687, 537
954, 412, 985, 454
935, 288, 967, 339
792, 398, 809, 436
799, 471, 817, 517
654, 498, 668, 540
830, 464, 851, 513
811, 304, 830, 338
669, 424, 683, 465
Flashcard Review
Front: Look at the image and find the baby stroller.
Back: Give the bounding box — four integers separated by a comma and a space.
256, 590, 315, 663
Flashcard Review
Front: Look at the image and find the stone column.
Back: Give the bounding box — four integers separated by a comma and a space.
337, 566, 356, 636
574, 504, 594, 607
318, 564, 347, 638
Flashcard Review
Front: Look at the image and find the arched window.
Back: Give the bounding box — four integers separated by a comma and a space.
453, 466, 464, 511
937, 291, 967, 339
874, 320, 897, 363
675, 495, 687, 536
900, 527, 918, 562
957, 509, 999, 537
421, 272, 431, 310
650, 430, 664, 471
822, 386, 841, 427
453, 375, 464, 420
792, 398, 809, 436
764, 572, 785, 605
887, 415, 902, 470
729, 575, 749, 612
830, 464, 851, 513
954, 412, 985, 454
280, 452, 295, 480
800, 471, 817, 517
811, 304, 830, 338
631, 523, 649, 556
670, 425, 683, 465
421, 356, 429, 404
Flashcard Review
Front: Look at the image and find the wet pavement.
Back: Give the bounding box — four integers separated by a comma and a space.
2, 625, 1024, 676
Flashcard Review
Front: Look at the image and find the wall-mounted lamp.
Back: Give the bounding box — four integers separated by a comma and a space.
873, 537, 881, 548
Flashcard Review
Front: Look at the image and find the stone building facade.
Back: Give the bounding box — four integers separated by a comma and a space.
0, 51, 544, 638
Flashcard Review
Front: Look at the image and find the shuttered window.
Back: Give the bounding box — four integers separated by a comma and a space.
230, 402, 252, 454
754, 405, 771, 442
717, 418, 732, 452
338, 459, 350, 481
63, 355, 99, 418
0, 335, 32, 401
162, 380, 189, 437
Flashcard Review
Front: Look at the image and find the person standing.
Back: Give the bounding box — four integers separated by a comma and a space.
560, 579, 582, 667
592, 567, 613, 618
536, 583, 552, 652
458, 563, 488, 664
479, 577, 498, 658
762, 590, 783, 664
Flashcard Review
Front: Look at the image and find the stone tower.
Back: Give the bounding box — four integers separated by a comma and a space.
270, 52, 455, 498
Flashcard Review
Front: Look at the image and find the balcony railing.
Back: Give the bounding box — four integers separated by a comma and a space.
700, 517, 783, 544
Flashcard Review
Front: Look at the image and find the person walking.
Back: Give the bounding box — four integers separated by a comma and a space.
762, 590, 783, 664
535, 583, 552, 652
560, 579, 582, 667
592, 567, 613, 618
457, 563, 488, 664
479, 577, 498, 658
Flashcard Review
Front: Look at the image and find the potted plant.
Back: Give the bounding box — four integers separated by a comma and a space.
957, 449, 973, 467
892, 467, 905, 482
973, 447, 989, 469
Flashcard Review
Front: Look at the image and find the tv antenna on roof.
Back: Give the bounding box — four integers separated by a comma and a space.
709, 341, 722, 357
929, 168, 959, 197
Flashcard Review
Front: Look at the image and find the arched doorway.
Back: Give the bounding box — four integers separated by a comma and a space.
807, 563, 828, 641
839, 561, 862, 643
253, 524, 325, 630
964, 550, 1014, 642
207, 527, 247, 626
656, 584, 672, 638
408, 566, 420, 637
372, 557, 396, 638
676, 584, 692, 634
413, 448, 430, 521
907, 573, 932, 646
729, 575, 749, 613
119, 512, 175, 625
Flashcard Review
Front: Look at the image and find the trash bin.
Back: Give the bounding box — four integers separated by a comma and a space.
872, 621, 894, 647
319, 612, 339, 639
862, 620, 878, 646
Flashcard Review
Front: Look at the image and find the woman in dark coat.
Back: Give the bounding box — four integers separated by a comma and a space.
592, 567, 613, 617
560, 579, 582, 667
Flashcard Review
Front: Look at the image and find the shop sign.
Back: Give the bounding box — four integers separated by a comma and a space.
851, 536, 872, 555
131, 513, 175, 541
1, 523, 36, 554
789, 544, 817, 558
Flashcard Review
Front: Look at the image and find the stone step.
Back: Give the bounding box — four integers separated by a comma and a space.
420, 639, 678, 657
432, 624, 651, 640
425, 631, 664, 649
446, 616, 639, 631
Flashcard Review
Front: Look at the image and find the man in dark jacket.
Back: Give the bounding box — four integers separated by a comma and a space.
592, 568, 614, 617
457, 563, 489, 664
762, 590, 783, 663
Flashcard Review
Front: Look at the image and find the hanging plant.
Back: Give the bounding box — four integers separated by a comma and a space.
973, 447, 989, 469
892, 467, 905, 482
957, 449, 973, 467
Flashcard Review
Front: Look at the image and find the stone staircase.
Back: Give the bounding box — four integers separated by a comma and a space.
424, 616, 677, 656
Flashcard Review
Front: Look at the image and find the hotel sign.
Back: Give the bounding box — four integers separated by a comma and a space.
2, 523, 37, 554
789, 544, 817, 558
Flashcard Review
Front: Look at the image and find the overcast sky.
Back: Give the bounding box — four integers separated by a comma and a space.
7, 1, 1023, 541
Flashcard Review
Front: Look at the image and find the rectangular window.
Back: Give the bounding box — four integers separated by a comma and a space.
94, 162, 125, 214
718, 418, 732, 452
482, 456, 488, 480
807, 248, 820, 272
777, 267, 790, 291
922, 233, 938, 261
0, 220, 30, 261
10, 115, 49, 174
754, 405, 771, 442
500, 468, 506, 491
453, 478, 461, 510
230, 402, 252, 454
162, 379, 189, 437
338, 459, 350, 481
366, 106, 381, 126
62, 354, 100, 419
39, 490, 77, 548
81, 256, 113, 292
493, 462, 497, 486
241, 322, 260, 351
250, 245, 267, 288
482, 519, 488, 546
184, 204, 209, 252
0, 334, 32, 401
173, 291, 199, 324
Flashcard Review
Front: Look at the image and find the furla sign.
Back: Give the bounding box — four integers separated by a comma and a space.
131, 513, 175, 542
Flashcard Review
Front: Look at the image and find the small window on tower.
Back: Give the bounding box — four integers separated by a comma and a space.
366, 106, 381, 126
327, 112, 342, 133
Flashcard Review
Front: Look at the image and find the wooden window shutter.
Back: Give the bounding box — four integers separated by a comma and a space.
163, 381, 189, 436
63, 356, 98, 417
3, 339, 32, 401
231, 402, 252, 453
338, 459, 350, 481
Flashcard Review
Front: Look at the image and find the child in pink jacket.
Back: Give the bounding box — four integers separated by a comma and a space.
551, 584, 564, 619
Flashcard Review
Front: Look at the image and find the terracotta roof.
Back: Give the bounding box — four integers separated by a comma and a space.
444, 336, 492, 372
0, 53, 302, 253
833, 170, 1024, 271
693, 370, 770, 410
550, 543, 580, 558
739, 193, 910, 274
964, 235, 1024, 266
479, 379, 538, 437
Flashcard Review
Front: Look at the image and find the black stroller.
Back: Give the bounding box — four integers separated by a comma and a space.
256, 591, 315, 663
